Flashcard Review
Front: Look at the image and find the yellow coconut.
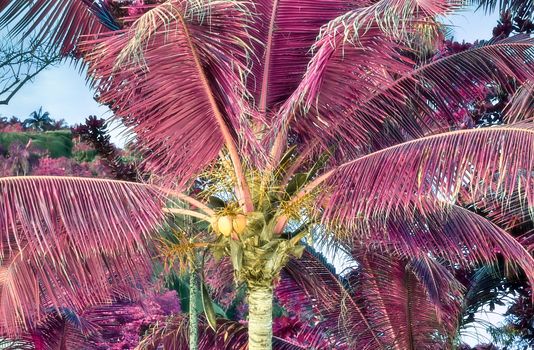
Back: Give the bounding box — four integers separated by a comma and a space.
233, 214, 247, 235
217, 215, 234, 237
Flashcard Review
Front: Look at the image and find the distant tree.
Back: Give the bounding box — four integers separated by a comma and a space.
73, 116, 139, 180
23, 107, 54, 131
0, 116, 23, 132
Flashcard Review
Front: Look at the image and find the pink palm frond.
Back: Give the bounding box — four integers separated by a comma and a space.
83, 1, 261, 188
320, 124, 534, 226
354, 251, 463, 350
0, 176, 167, 335
0, 0, 110, 54
280, 248, 463, 349
248, 0, 367, 115
343, 201, 534, 292
281, 33, 534, 157
280, 251, 388, 349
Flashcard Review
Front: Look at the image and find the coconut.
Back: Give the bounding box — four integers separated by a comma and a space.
217, 215, 233, 237
233, 214, 247, 235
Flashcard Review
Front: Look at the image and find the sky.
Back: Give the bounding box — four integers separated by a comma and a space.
0, 6, 507, 346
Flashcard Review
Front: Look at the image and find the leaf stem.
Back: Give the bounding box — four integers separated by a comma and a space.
176, 11, 254, 213
163, 208, 212, 222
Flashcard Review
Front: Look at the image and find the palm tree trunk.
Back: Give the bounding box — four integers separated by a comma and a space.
248, 285, 273, 350
189, 257, 199, 350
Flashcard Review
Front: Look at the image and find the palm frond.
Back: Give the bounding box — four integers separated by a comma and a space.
0, 176, 166, 335
248, 0, 362, 114
458, 184, 534, 240
139, 314, 334, 350
137, 316, 244, 350
353, 250, 462, 350
504, 80, 534, 123
30, 308, 99, 350
343, 200, 534, 294
0, 0, 113, 54
0, 337, 33, 350
280, 250, 389, 349
84, 0, 261, 188
280, 248, 464, 349
319, 0, 461, 43
322, 124, 534, 227
269, 0, 461, 154
282, 35, 534, 157
469, 0, 534, 17
460, 265, 510, 326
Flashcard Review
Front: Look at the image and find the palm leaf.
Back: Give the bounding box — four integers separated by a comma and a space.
280, 250, 389, 349
353, 251, 462, 350
319, 0, 462, 42
84, 1, 261, 188
248, 0, 361, 114
269, 0, 461, 154
460, 265, 510, 325
280, 248, 463, 349
139, 314, 334, 350
282, 35, 534, 157
320, 124, 534, 227
0, 338, 33, 350
342, 200, 534, 294
470, 0, 534, 17
457, 183, 534, 239
0, 0, 113, 54
0, 176, 166, 335
137, 316, 245, 350
503, 80, 534, 123
30, 308, 99, 350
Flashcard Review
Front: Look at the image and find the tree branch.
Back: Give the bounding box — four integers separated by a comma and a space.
0, 38, 60, 105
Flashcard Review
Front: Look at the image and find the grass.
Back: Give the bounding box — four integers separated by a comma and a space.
0, 130, 73, 158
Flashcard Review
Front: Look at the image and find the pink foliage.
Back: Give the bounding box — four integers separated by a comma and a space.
72, 140, 94, 153
31, 157, 94, 177
0, 124, 24, 132
0, 142, 37, 176
127, 0, 145, 16
92, 291, 180, 350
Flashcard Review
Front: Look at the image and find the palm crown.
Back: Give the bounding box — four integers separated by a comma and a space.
0, 0, 533, 349
23, 107, 53, 131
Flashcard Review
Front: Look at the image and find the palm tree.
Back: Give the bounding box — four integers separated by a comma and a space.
1, 0, 534, 349
474, 0, 533, 18
23, 107, 54, 131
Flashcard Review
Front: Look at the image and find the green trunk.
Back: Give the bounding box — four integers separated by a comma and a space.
189, 258, 199, 350
248, 285, 273, 350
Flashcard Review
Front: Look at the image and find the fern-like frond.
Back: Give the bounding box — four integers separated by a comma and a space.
321, 124, 534, 227
0, 0, 113, 54
0, 176, 166, 335
84, 0, 261, 188
282, 35, 534, 157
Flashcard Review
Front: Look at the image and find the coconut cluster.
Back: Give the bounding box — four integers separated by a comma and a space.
212, 214, 247, 240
